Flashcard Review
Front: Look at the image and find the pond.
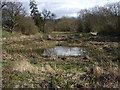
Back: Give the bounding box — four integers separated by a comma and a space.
42, 46, 88, 56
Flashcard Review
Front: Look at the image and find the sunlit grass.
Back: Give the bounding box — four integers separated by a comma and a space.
2, 30, 20, 38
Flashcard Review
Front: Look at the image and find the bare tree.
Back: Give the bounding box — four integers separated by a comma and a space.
50, 13, 56, 19
2, 2, 26, 32
42, 9, 56, 33
0, 1, 6, 8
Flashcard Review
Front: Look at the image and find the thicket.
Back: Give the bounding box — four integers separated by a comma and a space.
42, 2, 120, 36
14, 16, 38, 35
45, 17, 78, 33
77, 2, 120, 35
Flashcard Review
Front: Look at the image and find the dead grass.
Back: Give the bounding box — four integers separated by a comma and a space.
45, 64, 56, 74
2, 33, 120, 88
13, 60, 39, 73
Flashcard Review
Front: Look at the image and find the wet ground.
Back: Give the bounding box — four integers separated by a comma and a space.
2, 33, 120, 88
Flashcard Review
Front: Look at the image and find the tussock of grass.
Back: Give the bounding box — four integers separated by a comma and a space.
13, 60, 39, 73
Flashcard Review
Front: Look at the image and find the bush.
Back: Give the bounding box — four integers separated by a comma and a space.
14, 16, 38, 35
77, 20, 92, 33
44, 20, 55, 33
83, 22, 91, 33
77, 19, 84, 32
54, 17, 78, 32
97, 23, 117, 35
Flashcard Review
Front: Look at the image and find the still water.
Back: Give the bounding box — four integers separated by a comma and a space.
42, 46, 88, 56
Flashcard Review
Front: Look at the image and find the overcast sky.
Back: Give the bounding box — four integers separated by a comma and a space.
5, 0, 119, 18
35, 0, 119, 18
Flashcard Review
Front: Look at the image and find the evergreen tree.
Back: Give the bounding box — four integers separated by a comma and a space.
30, 0, 38, 18
30, 0, 43, 31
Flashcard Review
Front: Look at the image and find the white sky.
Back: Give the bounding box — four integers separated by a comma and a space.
2, 0, 120, 18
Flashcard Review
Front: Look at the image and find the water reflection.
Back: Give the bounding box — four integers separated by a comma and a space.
42, 46, 88, 56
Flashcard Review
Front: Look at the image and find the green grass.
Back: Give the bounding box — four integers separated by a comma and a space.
2, 30, 20, 38
0, 61, 8, 68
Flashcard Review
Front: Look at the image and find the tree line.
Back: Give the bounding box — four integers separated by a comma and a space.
44, 2, 120, 35
77, 3, 120, 35
1, 1, 120, 36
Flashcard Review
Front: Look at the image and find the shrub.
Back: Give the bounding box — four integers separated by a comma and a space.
83, 22, 92, 33
77, 19, 84, 32
44, 20, 55, 33
14, 16, 38, 35
97, 24, 116, 35
54, 17, 78, 32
